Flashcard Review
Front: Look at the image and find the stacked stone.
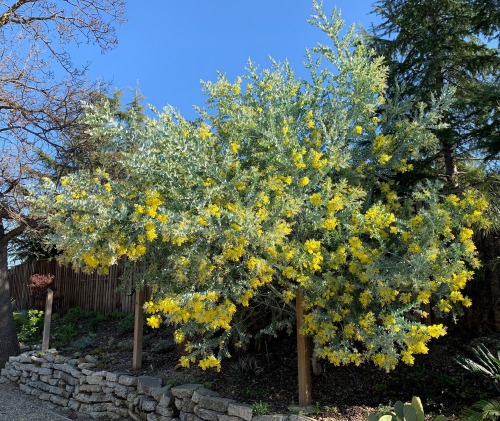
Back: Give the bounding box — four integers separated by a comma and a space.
1, 350, 79, 411
1, 351, 269, 421
171, 384, 253, 421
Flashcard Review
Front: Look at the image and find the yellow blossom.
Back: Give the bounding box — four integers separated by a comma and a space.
310, 193, 322, 206
299, 176, 310, 187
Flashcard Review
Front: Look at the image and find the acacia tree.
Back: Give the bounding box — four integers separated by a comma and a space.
36, 3, 487, 380
0, 0, 125, 366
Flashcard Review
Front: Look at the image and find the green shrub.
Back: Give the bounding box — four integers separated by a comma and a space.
15, 309, 44, 344
62, 307, 86, 325
118, 313, 135, 334
252, 401, 270, 416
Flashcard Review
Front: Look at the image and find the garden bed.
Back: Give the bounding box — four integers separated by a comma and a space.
17, 308, 500, 420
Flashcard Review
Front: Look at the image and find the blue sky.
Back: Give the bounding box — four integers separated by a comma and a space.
76, 1, 379, 120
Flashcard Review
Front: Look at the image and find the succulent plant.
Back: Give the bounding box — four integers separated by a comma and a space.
368, 396, 447, 421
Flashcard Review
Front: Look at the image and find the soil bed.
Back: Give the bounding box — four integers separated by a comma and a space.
46, 314, 499, 421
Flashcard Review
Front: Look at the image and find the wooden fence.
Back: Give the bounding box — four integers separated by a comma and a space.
8, 260, 143, 314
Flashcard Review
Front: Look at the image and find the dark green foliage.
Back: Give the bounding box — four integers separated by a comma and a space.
50, 307, 130, 347
117, 312, 152, 335
457, 344, 500, 420
368, 0, 500, 172
117, 313, 135, 335
462, 399, 500, 420
9, 232, 59, 264
456, 343, 500, 389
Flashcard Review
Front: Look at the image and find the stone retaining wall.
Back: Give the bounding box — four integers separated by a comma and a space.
0, 350, 266, 421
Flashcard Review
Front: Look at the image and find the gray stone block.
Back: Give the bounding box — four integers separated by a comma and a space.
152, 385, 172, 403
192, 387, 220, 403
89, 392, 112, 402
119, 374, 138, 386
195, 407, 220, 421
60, 363, 81, 377
126, 391, 139, 403
198, 396, 234, 413
39, 392, 51, 401
74, 392, 93, 403
41, 362, 54, 369
102, 386, 114, 394
85, 375, 102, 385
80, 403, 104, 412
68, 398, 81, 411
217, 415, 241, 421
106, 372, 119, 382
228, 402, 253, 421
78, 362, 97, 370
171, 384, 203, 398
180, 413, 196, 421
47, 385, 65, 395
50, 395, 69, 406
141, 397, 158, 412
114, 384, 130, 399
54, 355, 69, 364
158, 393, 172, 407
34, 380, 51, 392
128, 409, 142, 421
30, 356, 45, 365
33, 367, 52, 376
253, 416, 290, 421
138, 375, 163, 395
90, 411, 120, 420
85, 355, 98, 363
19, 383, 35, 394
79, 384, 102, 393
157, 405, 175, 417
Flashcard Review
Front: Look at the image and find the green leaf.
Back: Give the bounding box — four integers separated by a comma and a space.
403, 405, 417, 421
411, 396, 425, 421
394, 401, 405, 420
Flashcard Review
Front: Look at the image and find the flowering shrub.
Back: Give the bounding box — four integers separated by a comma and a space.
33, 3, 487, 372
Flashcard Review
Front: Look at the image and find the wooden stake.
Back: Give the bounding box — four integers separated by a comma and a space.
42, 288, 54, 352
132, 289, 144, 370
296, 291, 312, 406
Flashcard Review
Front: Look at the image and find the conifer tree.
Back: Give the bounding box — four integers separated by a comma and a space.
368, 0, 500, 179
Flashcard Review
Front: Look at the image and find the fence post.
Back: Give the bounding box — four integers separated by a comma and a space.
132, 289, 144, 370
296, 291, 312, 406
42, 288, 54, 352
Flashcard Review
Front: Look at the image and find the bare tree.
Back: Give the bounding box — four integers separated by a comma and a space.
0, 0, 125, 366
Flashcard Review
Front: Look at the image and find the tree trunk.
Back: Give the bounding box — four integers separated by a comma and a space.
0, 224, 20, 367
296, 292, 312, 406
